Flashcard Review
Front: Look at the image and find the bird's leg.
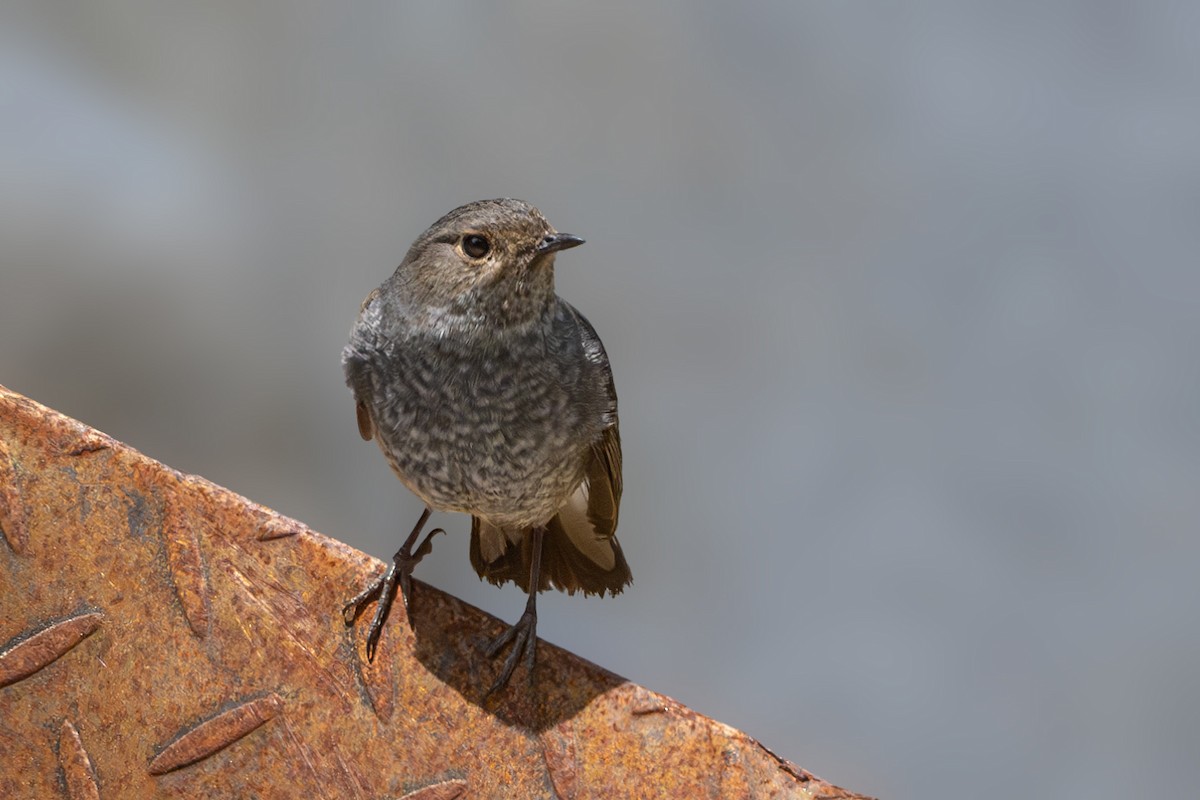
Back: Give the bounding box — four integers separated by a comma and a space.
342, 506, 443, 661
484, 525, 545, 695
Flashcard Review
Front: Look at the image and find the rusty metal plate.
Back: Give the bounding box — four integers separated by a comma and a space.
0, 385, 872, 799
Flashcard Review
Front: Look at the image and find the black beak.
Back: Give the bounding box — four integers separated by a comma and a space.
536, 233, 585, 254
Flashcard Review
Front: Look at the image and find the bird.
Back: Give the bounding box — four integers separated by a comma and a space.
341, 198, 630, 694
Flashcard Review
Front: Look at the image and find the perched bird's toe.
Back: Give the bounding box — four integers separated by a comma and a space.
485, 608, 538, 696
342, 571, 386, 625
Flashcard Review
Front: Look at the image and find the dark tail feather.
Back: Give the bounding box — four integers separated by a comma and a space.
470, 515, 632, 597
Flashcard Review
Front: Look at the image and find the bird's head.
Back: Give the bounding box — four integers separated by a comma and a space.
390, 198, 584, 328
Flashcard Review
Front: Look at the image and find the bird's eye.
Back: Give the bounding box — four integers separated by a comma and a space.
462, 234, 491, 259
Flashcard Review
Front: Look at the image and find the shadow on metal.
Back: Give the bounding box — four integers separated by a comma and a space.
0, 385, 872, 799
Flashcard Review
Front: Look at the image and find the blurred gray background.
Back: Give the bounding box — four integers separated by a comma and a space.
3, 3, 1198, 798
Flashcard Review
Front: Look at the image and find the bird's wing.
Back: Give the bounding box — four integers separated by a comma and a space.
469, 301, 631, 596
343, 287, 381, 441
542, 421, 631, 595
469, 448, 632, 596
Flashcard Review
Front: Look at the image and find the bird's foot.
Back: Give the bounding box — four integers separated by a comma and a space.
342, 526, 443, 662
484, 603, 538, 696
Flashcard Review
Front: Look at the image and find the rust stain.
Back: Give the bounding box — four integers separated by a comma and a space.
760, 742, 818, 785
630, 701, 669, 716
275, 716, 334, 796
540, 725, 578, 800
397, 779, 468, 800
626, 684, 674, 715
60, 429, 114, 457
253, 506, 303, 541
162, 496, 211, 638
59, 719, 101, 800
0, 384, 875, 799
246, 503, 304, 542
148, 692, 284, 775
351, 629, 396, 722
0, 438, 27, 554
0, 611, 103, 688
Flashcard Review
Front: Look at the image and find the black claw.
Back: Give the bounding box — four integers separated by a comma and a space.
483, 526, 546, 697
341, 573, 384, 625
484, 607, 538, 696
364, 560, 400, 661
342, 509, 438, 661
413, 527, 444, 561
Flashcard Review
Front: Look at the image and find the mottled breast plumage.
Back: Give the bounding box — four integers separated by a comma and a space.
343, 289, 614, 529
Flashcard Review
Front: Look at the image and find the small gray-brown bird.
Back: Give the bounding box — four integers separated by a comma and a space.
341, 199, 630, 693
